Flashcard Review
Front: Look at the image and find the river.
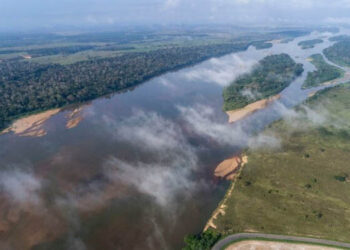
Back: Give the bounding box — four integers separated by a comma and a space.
0, 29, 349, 250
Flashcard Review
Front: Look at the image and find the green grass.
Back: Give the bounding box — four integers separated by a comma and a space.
303, 54, 344, 89
214, 84, 350, 243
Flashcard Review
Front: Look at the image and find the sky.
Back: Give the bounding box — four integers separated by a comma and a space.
1, 0, 350, 31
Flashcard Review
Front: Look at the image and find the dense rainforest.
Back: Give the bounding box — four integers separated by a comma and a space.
0, 42, 250, 129
298, 39, 323, 49
251, 41, 273, 50
223, 53, 303, 111
303, 54, 344, 89
329, 35, 350, 42
324, 40, 350, 67
0, 28, 312, 130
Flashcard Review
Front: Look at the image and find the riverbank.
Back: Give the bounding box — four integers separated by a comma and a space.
226, 95, 280, 123
0, 105, 88, 137
211, 84, 350, 243
204, 155, 248, 231
0, 109, 61, 137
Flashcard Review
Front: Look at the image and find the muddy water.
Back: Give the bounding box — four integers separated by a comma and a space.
0, 30, 349, 250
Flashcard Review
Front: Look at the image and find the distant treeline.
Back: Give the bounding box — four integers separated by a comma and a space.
0, 43, 250, 129
328, 35, 350, 42
0, 45, 96, 57
324, 40, 350, 67
303, 54, 344, 89
223, 53, 303, 111
298, 39, 323, 49
0, 28, 311, 130
251, 41, 273, 50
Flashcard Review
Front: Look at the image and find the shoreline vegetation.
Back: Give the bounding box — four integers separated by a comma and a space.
324, 39, 350, 67
222, 53, 303, 122
251, 41, 273, 50
209, 84, 350, 246
205, 154, 248, 231
0, 30, 308, 134
303, 54, 344, 89
225, 94, 280, 123
0, 42, 249, 132
298, 39, 323, 49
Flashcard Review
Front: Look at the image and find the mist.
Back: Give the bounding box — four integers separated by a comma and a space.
2, 0, 350, 31
0, 25, 348, 249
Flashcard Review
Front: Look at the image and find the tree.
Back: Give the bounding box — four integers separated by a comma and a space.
183, 230, 221, 250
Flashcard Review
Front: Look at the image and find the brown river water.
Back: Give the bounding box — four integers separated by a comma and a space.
0, 30, 349, 250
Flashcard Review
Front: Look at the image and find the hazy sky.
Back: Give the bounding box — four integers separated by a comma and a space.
2, 0, 350, 31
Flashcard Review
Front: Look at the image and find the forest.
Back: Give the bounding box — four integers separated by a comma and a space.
223, 53, 303, 111
298, 39, 323, 49
303, 54, 344, 89
329, 35, 350, 42
324, 40, 350, 66
0, 43, 250, 129
0, 28, 311, 130
251, 41, 273, 50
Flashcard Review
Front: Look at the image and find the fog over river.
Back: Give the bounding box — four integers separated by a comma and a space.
1, 30, 349, 250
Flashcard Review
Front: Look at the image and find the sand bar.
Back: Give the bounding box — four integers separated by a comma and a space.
215, 155, 248, 180
226, 95, 281, 123
65, 106, 86, 129
204, 155, 248, 231
1, 109, 60, 137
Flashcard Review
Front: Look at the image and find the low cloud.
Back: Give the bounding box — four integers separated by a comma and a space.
0, 169, 42, 205
159, 77, 177, 90
67, 238, 87, 250
183, 54, 256, 87
97, 94, 337, 209
274, 101, 330, 129
178, 104, 246, 145
110, 110, 186, 153
105, 158, 196, 207
179, 104, 281, 149
240, 88, 261, 100
248, 133, 281, 149
147, 218, 169, 250
101, 110, 200, 207
324, 17, 350, 24
163, 0, 182, 9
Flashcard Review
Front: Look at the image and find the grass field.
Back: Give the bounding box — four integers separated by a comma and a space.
213, 84, 350, 243
303, 54, 344, 89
